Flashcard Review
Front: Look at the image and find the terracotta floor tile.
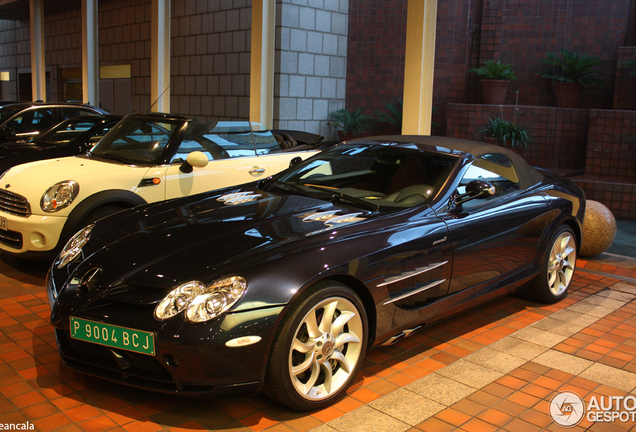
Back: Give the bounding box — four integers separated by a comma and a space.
502, 417, 543, 432
476, 408, 514, 427
77, 415, 119, 432
240, 412, 281, 432
452, 399, 488, 417
435, 407, 472, 427
507, 391, 541, 408
460, 417, 499, 432
496, 375, 527, 390
310, 406, 344, 424
518, 408, 553, 428
33, 412, 73, 432
347, 386, 383, 404
415, 417, 455, 432
21, 401, 60, 421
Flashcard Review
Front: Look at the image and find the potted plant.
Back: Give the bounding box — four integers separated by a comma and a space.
329, 108, 374, 141
540, 48, 604, 108
469, 60, 518, 105
480, 116, 532, 149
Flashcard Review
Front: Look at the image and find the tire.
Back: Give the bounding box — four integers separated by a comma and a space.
265, 281, 368, 411
521, 225, 577, 303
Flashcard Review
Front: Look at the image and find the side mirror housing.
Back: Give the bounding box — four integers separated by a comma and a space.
179, 151, 209, 173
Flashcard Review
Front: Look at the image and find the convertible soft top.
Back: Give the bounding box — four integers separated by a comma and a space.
352, 135, 545, 190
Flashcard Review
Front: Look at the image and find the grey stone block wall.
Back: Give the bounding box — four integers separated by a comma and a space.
276, 0, 348, 140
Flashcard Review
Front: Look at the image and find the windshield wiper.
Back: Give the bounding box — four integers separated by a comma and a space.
267, 181, 378, 211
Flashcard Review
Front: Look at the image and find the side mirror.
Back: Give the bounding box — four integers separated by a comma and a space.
289, 156, 302, 167
179, 151, 209, 173
450, 179, 496, 211
465, 179, 497, 199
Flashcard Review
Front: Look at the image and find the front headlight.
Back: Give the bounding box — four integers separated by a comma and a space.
41, 180, 79, 212
57, 223, 94, 268
154, 276, 247, 323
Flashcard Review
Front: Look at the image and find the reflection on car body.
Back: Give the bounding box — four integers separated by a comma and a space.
47, 135, 584, 411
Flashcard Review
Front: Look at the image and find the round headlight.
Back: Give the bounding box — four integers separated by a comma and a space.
57, 223, 94, 268
185, 276, 247, 323
154, 281, 204, 320
41, 181, 79, 212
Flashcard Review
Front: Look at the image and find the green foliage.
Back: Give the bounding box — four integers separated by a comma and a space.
329, 108, 374, 137
469, 60, 518, 81
540, 48, 604, 87
621, 58, 636, 76
480, 116, 532, 149
375, 98, 403, 126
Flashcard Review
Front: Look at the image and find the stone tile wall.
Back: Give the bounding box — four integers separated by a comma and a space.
276, 0, 349, 139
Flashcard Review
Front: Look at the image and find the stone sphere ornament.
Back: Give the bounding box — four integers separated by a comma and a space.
579, 200, 617, 257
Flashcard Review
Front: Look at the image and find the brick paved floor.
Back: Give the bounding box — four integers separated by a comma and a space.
1, 254, 636, 431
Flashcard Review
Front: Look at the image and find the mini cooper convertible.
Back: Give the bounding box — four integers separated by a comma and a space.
0, 113, 319, 258
47, 136, 585, 411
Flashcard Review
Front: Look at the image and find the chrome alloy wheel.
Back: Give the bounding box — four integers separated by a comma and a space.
288, 296, 364, 401
547, 231, 577, 296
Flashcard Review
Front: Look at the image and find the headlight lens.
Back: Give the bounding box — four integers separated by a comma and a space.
154, 276, 247, 323
57, 224, 94, 268
41, 181, 79, 212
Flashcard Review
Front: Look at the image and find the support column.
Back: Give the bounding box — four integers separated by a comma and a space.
29, 0, 46, 102
402, 0, 438, 135
250, 0, 275, 128
82, 0, 99, 106
151, 0, 170, 112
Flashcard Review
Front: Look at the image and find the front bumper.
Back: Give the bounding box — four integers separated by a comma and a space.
0, 212, 66, 254
46, 270, 285, 396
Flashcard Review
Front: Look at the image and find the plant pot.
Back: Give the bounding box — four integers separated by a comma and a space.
482, 136, 497, 145
552, 81, 582, 108
480, 79, 510, 105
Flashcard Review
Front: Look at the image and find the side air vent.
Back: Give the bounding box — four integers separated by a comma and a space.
217, 191, 262, 205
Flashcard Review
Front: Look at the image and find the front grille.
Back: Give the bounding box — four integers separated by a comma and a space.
0, 189, 30, 216
0, 229, 22, 249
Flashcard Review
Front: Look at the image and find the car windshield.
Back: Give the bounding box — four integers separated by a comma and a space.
90, 117, 188, 164
273, 143, 459, 209
33, 118, 102, 146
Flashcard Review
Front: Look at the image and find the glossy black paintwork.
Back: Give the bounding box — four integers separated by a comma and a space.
0, 115, 122, 174
47, 137, 585, 396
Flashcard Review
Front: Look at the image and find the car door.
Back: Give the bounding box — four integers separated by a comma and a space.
435, 153, 550, 295
163, 135, 270, 200
9, 107, 55, 139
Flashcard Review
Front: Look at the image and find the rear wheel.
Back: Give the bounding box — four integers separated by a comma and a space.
522, 225, 577, 303
265, 281, 367, 411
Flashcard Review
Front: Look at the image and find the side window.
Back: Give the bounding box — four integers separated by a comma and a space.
170, 139, 214, 163
203, 132, 257, 159
254, 131, 281, 155
458, 153, 520, 206
12, 108, 54, 133
60, 107, 95, 120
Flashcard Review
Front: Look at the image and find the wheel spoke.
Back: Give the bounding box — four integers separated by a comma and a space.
563, 245, 575, 259
320, 362, 333, 394
548, 269, 558, 288
331, 311, 355, 336
335, 331, 360, 349
292, 352, 317, 376
330, 349, 351, 373
318, 300, 338, 334
292, 338, 316, 354
299, 362, 320, 394
304, 310, 322, 339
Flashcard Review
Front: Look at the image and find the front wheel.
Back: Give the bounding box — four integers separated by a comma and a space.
523, 225, 577, 303
265, 281, 368, 411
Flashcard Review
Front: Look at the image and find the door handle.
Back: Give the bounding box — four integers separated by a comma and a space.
249, 167, 266, 174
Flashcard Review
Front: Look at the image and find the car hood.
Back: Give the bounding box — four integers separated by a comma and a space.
0, 156, 150, 211
0, 141, 55, 155
67, 185, 378, 296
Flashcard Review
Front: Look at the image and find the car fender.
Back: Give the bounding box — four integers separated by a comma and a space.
59, 190, 147, 248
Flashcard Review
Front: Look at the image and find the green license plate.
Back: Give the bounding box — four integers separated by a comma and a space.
70, 317, 155, 356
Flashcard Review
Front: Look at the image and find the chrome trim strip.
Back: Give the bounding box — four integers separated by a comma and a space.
383, 279, 447, 306
377, 261, 448, 288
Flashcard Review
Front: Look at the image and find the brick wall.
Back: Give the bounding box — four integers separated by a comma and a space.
587, 110, 636, 180
613, 47, 636, 111
446, 103, 589, 171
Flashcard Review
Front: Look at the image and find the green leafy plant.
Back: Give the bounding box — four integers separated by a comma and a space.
540, 48, 604, 87
469, 60, 518, 81
329, 108, 374, 137
375, 99, 440, 129
621, 58, 636, 76
480, 116, 532, 149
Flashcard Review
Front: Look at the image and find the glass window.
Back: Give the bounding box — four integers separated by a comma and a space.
458, 153, 520, 204
11, 108, 54, 133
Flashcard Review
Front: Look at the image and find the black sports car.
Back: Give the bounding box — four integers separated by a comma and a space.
47, 136, 584, 411
0, 114, 122, 173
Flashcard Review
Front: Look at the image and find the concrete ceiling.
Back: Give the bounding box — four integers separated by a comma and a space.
0, 0, 81, 21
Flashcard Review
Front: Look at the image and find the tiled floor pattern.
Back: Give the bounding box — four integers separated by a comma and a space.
1, 256, 636, 431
